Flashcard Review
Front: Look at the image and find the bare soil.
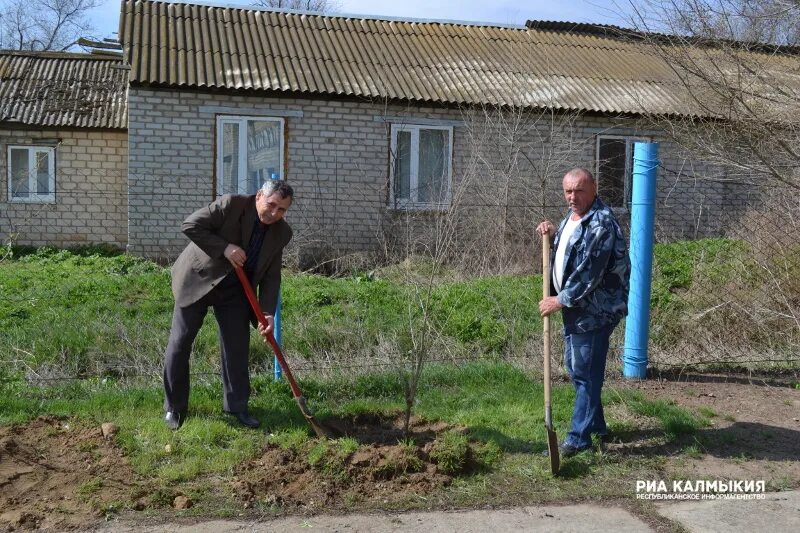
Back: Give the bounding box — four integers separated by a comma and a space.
1, 377, 798, 530
0, 416, 145, 531
232, 413, 469, 511
608, 374, 800, 486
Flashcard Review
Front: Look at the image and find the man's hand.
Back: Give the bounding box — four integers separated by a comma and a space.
257, 315, 275, 340
536, 220, 556, 239
224, 243, 247, 267
539, 296, 563, 317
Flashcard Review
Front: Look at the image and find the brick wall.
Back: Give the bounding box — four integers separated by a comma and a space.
0, 128, 127, 248
127, 88, 745, 266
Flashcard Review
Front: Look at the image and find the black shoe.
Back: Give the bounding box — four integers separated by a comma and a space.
164, 410, 187, 430
226, 410, 260, 429
559, 443, 592, 458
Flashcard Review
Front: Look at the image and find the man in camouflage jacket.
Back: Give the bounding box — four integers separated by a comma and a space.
537, 167, 630, 456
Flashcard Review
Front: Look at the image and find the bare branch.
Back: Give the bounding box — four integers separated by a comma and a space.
0, 0, 101, 51
250, 0, 341, 13
622, 0, 800, 189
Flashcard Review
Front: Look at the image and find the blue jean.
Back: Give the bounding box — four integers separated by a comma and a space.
563, 323, 615, 449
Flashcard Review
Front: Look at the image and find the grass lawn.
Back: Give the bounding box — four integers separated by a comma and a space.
0, 361, 708, 513
0, 244, 756, 521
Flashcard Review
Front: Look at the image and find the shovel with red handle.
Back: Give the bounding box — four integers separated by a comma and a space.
234, 265, 338, 438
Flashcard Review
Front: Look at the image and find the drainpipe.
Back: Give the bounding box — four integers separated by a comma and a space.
623, 142, 659, 379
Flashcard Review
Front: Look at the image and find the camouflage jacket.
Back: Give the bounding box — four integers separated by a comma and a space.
552, 197, 630, 333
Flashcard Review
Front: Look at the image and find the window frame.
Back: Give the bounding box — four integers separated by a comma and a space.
389, 123, 454, 211
7, 145, 56, 203
595, 135, 649, 210
215, 115, 285, 198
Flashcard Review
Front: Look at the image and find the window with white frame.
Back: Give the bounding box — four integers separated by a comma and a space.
596, 136, 647, 209
389, 124, 453, 209
216, 116, 284, 197
7, 145, 56, 203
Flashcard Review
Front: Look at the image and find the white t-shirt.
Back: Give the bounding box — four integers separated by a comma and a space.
553, 216, 582, 293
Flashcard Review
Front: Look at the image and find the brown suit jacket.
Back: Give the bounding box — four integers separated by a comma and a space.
171, 194, 292, 315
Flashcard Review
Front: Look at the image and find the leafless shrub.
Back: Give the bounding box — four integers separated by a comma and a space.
649, 187, 800, 366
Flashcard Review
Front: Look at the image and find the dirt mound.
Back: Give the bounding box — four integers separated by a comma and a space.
0, 416, 142, 531
233, 414, 487, 510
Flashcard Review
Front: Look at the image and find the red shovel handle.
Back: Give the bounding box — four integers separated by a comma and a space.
234, 265, 303, 399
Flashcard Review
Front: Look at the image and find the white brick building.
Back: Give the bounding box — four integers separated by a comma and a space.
117, 1, 774, 268
0, 51, 128, 249
5, 2, 773, 266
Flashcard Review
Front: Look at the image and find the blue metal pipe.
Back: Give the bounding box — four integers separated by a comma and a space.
270, 172, 283, 381
623, 142, 659, 379
273, 292, 283, 381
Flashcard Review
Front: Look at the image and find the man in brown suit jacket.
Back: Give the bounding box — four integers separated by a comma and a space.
163, 180, 294, 430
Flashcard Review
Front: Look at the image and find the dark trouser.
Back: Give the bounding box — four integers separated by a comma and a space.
562, 323, 615, 449
163, 278, 251, 413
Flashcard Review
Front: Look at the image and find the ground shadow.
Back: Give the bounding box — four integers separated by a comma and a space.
694, 422, 800, 461
605, 422, 800, 462
644, 368, 799, 388
466, 425, 537, 453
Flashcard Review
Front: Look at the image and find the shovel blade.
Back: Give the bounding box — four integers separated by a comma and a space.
294, 396, 341, 439
546, 427, 560, 475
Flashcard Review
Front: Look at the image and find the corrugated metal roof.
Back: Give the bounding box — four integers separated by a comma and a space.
118, 0, 796, 117
0, 51, 128, 129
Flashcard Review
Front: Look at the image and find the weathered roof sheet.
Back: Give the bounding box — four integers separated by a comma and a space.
0, 51, 128, 129
118, 0, 796, 117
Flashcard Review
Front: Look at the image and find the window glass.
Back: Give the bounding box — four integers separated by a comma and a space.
217, 117, 283, 197
395, 130, 411, 200
419, 129, 448, 204
35, 150, 50, 194
10, 148, 29, 197
390, 125, 452, 209
8, 146, 55, 202
247, 120, 282, 194
221, 122, 240, 195
598, 137, 629, 208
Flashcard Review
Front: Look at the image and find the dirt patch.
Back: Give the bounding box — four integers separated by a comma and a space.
0, 416, 143, 531
609, 376, 800, 486
232, 413, 481, 511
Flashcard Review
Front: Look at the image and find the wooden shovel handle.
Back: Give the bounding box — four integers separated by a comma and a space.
542, 236, 552, 420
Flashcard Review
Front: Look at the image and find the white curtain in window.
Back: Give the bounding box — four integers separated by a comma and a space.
418, 129, 448, 204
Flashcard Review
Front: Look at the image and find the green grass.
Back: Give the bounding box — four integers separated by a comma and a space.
651, 238, 747, 308
430, 430, 470, 474
615, 391, 710, 439
0, 248, 548, 379
303, 436, 360, 477
0, 241, 795, 512
0, 362, 702, 488
697, 406, 717, 418
76, 477, 104, 498
2, 239, 796, 381
650, 239, 800, 354
0, 247, 176, 377
650, 238, 750, 347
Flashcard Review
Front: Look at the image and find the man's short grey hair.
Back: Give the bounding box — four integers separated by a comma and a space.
260, 180, 294, 203
565, 167, 595, 182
